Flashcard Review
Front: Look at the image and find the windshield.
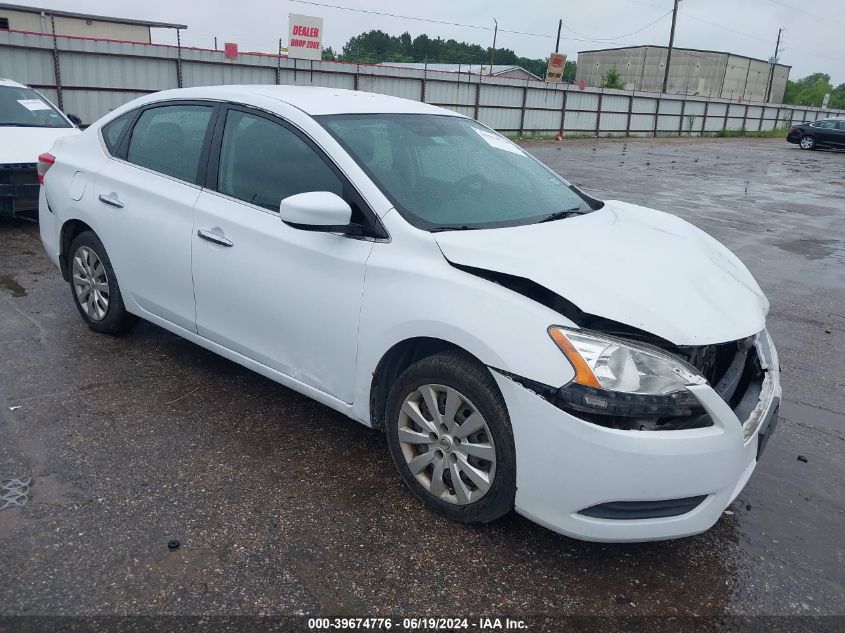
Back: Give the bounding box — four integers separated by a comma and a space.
0, 86, 72, 128
319, 113, 596, 230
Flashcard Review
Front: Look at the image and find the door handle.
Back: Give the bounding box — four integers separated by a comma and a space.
197, 228, 234, 247
98, 192, 124, 208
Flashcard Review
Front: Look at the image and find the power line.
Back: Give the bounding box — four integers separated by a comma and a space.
560, 10, 673, 42
292, 0, 670, 46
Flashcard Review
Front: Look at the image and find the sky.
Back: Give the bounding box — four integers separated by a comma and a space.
37, 0, 844, 84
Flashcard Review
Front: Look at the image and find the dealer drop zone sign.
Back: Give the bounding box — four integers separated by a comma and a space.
288, 13, 323, 61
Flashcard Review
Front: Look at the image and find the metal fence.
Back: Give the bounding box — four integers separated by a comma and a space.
2, 27, 843, 132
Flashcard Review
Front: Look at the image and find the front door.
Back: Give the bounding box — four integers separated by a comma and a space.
191, 107, 375, 402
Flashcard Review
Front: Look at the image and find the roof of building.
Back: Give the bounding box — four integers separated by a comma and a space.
379, 63, 542, 80
108, 85, 463, 118
0, 2, 187, 29
576, 45, 791, 68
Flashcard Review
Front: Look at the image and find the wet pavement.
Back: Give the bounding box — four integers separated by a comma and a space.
1, 137, 843, 625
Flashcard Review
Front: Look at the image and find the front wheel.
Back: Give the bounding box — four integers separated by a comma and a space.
385, 350, 516, 524
68, 231, 138, 334
799, 135, 816, 150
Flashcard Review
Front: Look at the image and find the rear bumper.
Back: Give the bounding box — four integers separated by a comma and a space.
786, 131, 802, 144
496, 331, 781, 542
0, 163, 39, 218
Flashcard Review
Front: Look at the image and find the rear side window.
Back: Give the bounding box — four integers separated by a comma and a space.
126, 105, 212, 184
216, 110, 342, 211
101, 111, 133, 155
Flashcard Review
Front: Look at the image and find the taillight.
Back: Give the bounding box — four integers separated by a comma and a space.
788, 126, 797, 133
37, 152, 56, 184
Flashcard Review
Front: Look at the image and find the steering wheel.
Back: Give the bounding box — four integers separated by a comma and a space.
452, 174, 488, 193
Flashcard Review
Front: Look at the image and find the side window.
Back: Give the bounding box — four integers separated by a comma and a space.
835, 121, 845, 131
101, 111, 133, 155
216, 110, 342, 211
126, 105, 212, 183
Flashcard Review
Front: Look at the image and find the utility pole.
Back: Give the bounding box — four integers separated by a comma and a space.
765, 27, 783, 102
662, 0, 680, 94
555, 19, 562, 53
489, 18, 497, 75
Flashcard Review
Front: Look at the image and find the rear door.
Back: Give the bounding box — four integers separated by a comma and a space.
93, 101, 217, 331
833, 121, 845, 148
191, 105, 378, 402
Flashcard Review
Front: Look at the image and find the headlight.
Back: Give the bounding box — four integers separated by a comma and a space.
548, 326, 707, 395
547, 326, 710, 431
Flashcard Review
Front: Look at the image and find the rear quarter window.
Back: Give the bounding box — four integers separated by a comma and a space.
101, 111, 134, 156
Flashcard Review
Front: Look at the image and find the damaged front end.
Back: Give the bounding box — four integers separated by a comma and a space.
502, 330, 776, 434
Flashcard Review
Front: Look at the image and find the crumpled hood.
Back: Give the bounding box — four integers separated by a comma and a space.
434, 201, 768, 345
0, 127, 79, 164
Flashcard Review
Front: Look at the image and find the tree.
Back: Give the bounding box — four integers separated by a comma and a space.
332, 28, 576, 82
783, 73, 845, 108
602, 67, 624, 89
321, 46, 336, 61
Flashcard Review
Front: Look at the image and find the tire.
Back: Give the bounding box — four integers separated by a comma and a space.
384, 350, 516, 524
799, 135, 816, 150
68, 230, 138, 334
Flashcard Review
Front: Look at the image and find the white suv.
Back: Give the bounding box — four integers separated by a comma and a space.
0, 78, 78, 218
38, 86, 781, 542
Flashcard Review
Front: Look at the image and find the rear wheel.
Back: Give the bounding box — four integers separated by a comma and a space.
384, 350, 516, 524
799, 135, 816, 150
68, 231, 137, 334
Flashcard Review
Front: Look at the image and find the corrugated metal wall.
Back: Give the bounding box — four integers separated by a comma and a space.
2, 29, 842, 134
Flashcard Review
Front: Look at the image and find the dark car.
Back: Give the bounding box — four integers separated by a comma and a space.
786, 117, 845, 150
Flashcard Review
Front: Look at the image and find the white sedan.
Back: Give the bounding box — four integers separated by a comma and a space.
38, 85, 781, 542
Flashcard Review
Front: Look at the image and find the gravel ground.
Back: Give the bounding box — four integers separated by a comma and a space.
0, 136, 843, 630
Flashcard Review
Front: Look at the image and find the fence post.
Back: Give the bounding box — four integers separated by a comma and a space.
559, 88, 567, 136
49, 15, 63, 111
519, 85, 528, 136
175, 28, 183, 89
276, 39, 282, 85
420, 62, 427, 103
702, 99, 709, 137
596, 89, 603, 137
723, 102, 729, 131
678, 97, 686, 137
759, 105, 765, 132
626, 93, 633, 137
741, 103, 749, 132
474, 76, 481, 121
353, 60, 359, 91
653, 96, 660, 137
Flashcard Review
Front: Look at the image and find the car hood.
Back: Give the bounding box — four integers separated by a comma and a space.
0, 127, 79, 164
434, 200, 768, 345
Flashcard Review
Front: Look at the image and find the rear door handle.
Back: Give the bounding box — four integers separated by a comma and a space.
98, 192, 124, 208
197, 228, 234, 247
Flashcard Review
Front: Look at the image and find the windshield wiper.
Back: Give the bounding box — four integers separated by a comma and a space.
429, 225, 483, 232
538, 206, 585, 223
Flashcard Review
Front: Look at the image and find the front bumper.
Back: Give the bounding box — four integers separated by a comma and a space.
496, 331, 781, 542
0, 163, 39, 218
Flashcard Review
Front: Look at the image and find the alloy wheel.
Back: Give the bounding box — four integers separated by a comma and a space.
72, 246, 110, 321
800, 136, 814, 149
397, 384, 496, 505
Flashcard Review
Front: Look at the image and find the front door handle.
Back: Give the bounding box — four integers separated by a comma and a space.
98, 192, 124, 208
197, 228, 234, 247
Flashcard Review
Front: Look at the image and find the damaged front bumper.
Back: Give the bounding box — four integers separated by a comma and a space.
494, 330, 781, 542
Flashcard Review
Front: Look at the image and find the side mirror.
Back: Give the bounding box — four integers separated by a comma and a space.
66, 113, 82, 126
279, 191, 353, 233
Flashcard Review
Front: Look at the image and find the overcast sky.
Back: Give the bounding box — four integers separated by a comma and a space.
42, 0, 843, 83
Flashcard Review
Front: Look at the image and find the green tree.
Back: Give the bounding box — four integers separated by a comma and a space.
321, 46, 336, 61
602, 67, 624, 89
783, 73, 845, 108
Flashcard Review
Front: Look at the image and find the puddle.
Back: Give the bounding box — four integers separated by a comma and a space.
774, 238, 841, 260
0, 275, 27, 297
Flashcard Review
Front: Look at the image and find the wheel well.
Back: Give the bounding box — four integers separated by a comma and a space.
59, 220, 94, 281
370, 337, 473, 430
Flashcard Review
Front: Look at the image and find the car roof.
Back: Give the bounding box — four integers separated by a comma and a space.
0, 78, 29, 89
132, 85, 464, 117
